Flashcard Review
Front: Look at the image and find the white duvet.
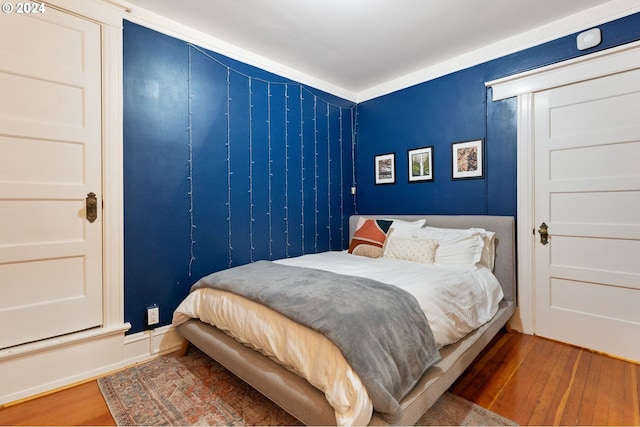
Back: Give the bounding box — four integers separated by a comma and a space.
172, 251, 503, 426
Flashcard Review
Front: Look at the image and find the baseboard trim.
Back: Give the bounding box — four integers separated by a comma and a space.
0, 324, 130, 405
0, 323, 183, 406
123, 324, 184, 365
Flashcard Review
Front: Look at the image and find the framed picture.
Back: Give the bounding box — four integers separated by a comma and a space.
374, 153, 396, 185
408, 146, 434, 182
452, 139, 484, 180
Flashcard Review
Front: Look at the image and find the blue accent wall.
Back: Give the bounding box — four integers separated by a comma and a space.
123, 22, 356, 333
355, 12, 640, 217
123, 13, 640, 333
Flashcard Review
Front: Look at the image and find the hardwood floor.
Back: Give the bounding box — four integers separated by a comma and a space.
450, 331, 640, 426
1, 331, 638, 426
0, 381, 115, 426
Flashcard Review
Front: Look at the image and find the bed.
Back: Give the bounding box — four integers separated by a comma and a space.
173, 214, 516, 426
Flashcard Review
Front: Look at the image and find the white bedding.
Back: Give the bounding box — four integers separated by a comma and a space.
173, 251, 503, 426
276, 251, 503, 347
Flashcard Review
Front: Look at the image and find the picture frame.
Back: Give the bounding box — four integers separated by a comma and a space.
408, 146, 434, 182
451, 139, 484, 180
374, 153, 396, 185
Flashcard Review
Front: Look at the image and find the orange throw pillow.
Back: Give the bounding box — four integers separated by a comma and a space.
348, 219, 393, 258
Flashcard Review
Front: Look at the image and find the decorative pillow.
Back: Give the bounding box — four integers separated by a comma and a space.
424, 226, 495, 269
471, 228, 496, 270
386, 218, 426, 238
348, 218, 393, 258
415, 227, 485, 268
383, 236, 438, 264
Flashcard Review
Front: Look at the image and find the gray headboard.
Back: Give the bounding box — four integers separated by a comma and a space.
349, 215, 516, 303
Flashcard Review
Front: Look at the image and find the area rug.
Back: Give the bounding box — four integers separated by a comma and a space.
98, 347, 516, 426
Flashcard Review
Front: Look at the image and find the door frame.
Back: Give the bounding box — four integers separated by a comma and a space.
0, 0, 130, 405
487, 40, 640, 334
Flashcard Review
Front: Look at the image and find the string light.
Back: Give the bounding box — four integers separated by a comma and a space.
248, 77, 255, 262
186, 47, 196, 276
226, 68, 233, 267
351, 106, 358, 215
326, 103, 332, 250
267, 82, 273, 259
299, 85, 305, 254
313, 95, 318, 252
339, 108, 345, 248
184, 43, 357, 268
284, 84, 290, 257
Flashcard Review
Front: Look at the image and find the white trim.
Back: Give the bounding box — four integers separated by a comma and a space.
488, 39, 640, 100
0, 325, 183, 405
488, 42, 640, 338
108, 0, 640, 103
123, 325, 184, 365
44, 0, 122, 25
0, 0, 131, 406
513, 93, 536, 334
0, 324, 129, 361
101, 4, 126, 334
0, 326, 129, 404
358, 0, 640, 101
117, 1, 358, 102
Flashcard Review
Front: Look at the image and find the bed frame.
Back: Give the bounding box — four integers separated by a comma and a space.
176, 215, 516, 425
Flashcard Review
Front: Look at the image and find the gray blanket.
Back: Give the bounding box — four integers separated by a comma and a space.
191, 260, 441, 422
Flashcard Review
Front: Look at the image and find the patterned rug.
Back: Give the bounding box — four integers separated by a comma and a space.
98, 347, 516, 426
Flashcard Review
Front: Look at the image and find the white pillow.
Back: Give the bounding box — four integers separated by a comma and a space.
386, 218, 426, 238
415, 227, 485, 268
471, 228, 496, 270
383, 236, 438, 264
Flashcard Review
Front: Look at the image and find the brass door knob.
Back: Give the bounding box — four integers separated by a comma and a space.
86, 192, 97, 223
538, 222, 549, 245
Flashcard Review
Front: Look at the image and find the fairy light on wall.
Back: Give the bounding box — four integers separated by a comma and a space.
267, 82, 274, 259
186, 47, 196, 276
248, 77, 255, 262
313, 95, 319, 253
226, 67, 233, 267
184, 44, 356, 269
284, 83, 291, 258
338, 108, 345, 248
299, 85, 305, 254
351, 105, 358, 215
326, 103, 332, 249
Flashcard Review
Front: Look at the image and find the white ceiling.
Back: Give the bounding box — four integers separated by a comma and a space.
122, 0, 637, 100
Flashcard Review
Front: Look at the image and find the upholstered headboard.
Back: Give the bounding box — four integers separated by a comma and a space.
349, 215, 516, 303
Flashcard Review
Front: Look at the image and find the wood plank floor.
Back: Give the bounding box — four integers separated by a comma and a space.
1, 331, 638, 426
450, 331, 640, 426
0, 381, 116, 426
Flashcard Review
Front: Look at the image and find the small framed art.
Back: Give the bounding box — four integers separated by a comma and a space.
408, 146, 434, 182
452, 139, 484, 180
374, 153, 396, 185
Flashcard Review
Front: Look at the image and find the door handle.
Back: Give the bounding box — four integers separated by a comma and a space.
86, 192, 97, 223
538, 222, 549, 245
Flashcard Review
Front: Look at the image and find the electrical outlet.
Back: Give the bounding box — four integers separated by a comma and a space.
147, 306, 159, 326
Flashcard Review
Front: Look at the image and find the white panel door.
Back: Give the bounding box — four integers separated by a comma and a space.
0, 7, 103, 348
534, 67, 640, 361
